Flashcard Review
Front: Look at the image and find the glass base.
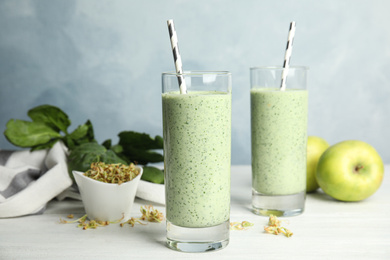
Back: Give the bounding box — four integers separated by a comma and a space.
252, 190, 305, 217
166, 220, 229, 253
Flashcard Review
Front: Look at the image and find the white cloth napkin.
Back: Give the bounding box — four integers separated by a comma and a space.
0, 141, 72, 218
136, 180, 165, 205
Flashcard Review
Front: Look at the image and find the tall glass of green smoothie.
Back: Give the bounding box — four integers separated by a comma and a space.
250, 66, 308, 217
162, 71, 232, 252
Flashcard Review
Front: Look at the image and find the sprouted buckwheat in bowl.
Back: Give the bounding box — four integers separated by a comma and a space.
84, 162, 141, 184
73, 162, 143, 222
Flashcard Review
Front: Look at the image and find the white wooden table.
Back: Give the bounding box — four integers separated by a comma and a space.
1, 165, 389, 259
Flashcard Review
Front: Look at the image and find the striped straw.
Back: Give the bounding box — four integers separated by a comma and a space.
280, 21, 296, 91
167, 19, 187, 94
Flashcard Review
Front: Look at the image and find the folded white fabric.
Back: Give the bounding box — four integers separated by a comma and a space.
136, 180, 165, 205
0, 141, 72, 218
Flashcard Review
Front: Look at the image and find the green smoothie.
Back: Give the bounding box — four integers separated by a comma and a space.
162, 91, 231, 228
251, 88, 308, 195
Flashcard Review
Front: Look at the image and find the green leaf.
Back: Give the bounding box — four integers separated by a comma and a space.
62, 135, 76, 150
4, 119, 62, 148
111, 144, 123, 154
67, 142, 127, 179
28, 105, 71, 134
69, 124, 89, 140
102, 139, 112, 149
82, 120, 95, 141
110, 144, 128, 163
154, 135, 164, 148
117, 131, 163, 164
31, 139, 61, 151
120, 147, 164, 165
141, 166, 164, 184
118, 131, 163, 150
66, 120, 95, 151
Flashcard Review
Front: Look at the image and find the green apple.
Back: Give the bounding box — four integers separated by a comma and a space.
316, 140, 384, 202
306, 136, 330, 193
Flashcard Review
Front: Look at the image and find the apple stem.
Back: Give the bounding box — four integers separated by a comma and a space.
354, 165, 364, 173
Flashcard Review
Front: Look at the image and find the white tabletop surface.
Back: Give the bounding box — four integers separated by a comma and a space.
1, 165, 389, 260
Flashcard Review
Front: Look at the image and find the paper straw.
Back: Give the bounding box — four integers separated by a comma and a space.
280, 21, 296, 91
167, 19, 187, 94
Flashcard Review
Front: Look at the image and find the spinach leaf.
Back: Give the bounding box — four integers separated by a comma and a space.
69, 124, 89, 140
141, 166, 164, 184
31, 139, 60, 151
118, 131, 164, 164
111, 144, 123, 154
4, 104, 95, 151
4, 119, 62, 147
75, 120, 95, 144
120, 147, 164, 165
118, 131, 163, 150
65, 120, 95, 150
67, 142, 127, 178
28, 105, 71, 134
101, 139, 112, 149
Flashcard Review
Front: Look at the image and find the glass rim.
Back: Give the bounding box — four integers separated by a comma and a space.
162, 70, 231, 76
250, 66, 309, 71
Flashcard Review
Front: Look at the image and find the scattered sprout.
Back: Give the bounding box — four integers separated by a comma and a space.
264, 214, 293, 237
120, 217, 146, 227
268, 214, 281, 227
60, 205, 164, 230
60, 214, 124, 229
84, 162, 140, 184
60, 214, 87, 224
121, 205, 164, 227
140, 205, 164, 223
230, 221, 254, 230
80, 218, 123, 230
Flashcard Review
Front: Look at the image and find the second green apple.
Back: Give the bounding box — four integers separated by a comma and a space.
306, 136, 330, 193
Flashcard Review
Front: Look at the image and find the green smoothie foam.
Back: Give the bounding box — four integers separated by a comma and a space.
251, 88, 308, 195
162, 91, 231, 228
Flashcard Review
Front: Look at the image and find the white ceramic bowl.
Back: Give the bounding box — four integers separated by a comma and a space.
73, 166, 143, 222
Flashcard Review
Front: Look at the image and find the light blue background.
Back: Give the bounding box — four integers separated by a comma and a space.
1, 0, 389, 164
